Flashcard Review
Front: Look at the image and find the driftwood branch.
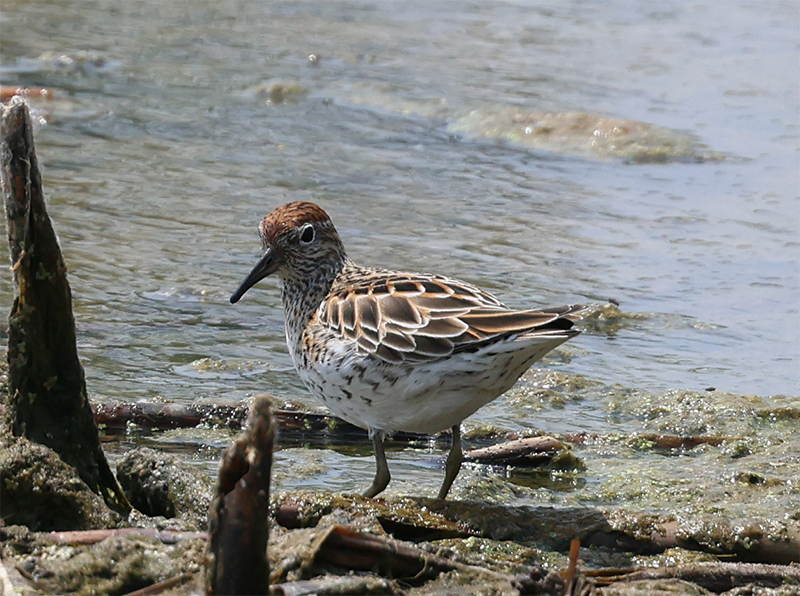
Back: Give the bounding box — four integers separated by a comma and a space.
463, 436, 569, 466
94, 401, 251, 431
92, 400, 739, 449
1, 99, 129, 513
584, 562, 800, 593
205, 394, 276, 595
310, 524, 523, 584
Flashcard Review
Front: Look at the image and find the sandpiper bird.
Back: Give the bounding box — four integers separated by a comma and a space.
230, 201, 585, 499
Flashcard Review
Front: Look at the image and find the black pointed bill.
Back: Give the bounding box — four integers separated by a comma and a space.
230, 248, 280, 303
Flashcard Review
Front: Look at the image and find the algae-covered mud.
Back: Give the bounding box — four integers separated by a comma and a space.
323, 90, 722, 163
4, 341, 798, 594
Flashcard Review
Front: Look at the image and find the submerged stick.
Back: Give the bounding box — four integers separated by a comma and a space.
1, 100, 130, 514
93, 401, 417, 439
0, 87, 54, 102
206, 394, 276, 595
94, 401, 251, 431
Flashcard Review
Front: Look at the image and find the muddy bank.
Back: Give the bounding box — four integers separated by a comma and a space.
1, 336, 798, 595
0, 436, 122, 533
2, 409, 798, 596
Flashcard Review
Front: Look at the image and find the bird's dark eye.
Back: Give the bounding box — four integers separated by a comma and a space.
299, 224, 315, 244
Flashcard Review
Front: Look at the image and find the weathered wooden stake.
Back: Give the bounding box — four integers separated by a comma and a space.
1, 99, 130, 514
206, 394, 275, 595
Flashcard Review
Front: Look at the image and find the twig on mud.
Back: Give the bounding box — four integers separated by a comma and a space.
45, 528, 208, 546
120, 573, 195, 596
562, 538, 581, 593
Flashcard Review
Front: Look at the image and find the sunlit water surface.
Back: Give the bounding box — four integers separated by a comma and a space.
1, 1, 797, 508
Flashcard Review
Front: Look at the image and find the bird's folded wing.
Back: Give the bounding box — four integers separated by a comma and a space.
323, 274, 583, 364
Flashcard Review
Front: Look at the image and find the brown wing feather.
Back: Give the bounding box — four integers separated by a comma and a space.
355, 295, 380, 331
461, 310, 565, 334
323, 271, 584, 364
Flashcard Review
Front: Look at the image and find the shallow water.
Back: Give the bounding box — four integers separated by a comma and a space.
1, 1, 798, 509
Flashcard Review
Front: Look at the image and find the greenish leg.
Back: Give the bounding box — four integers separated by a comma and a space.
363, 430, 391, 498
438, 424, 463, 500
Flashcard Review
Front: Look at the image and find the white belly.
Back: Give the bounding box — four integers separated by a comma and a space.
293, 333, 571, 436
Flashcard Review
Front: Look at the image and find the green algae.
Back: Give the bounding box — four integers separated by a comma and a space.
251, 79, 309, 105
449, 108, 723, 163
0, 437, 122, 532
505, 369, 598, 412
631, 547, 720, 568
465, 367, 800, 524
428, 536, 547, 575
272, 490, 474, 539
328, 84, 726, 163
14, 534, 205, 596
405, 568, 521, 596
116, 447, 214, 530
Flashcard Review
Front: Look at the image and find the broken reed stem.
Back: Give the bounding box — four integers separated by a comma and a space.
206, 394, 276, 595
